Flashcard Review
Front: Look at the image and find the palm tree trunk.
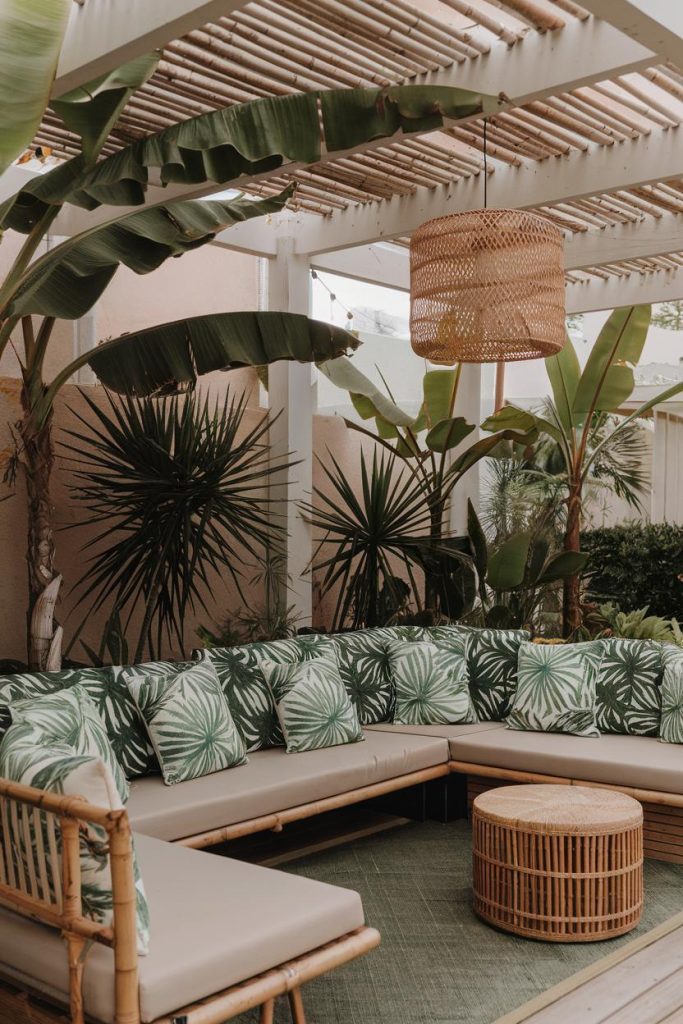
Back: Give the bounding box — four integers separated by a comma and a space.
18, 388, 59, 669
424, 499, 444, 613
562, 484, 582, 637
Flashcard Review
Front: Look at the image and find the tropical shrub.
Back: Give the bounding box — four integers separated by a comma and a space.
484, 306, 683, 635
586, 602, 683, 647
582, 523, 683, 620
318, 360, 537, 621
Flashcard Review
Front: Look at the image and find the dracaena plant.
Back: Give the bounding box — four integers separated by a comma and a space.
317, 357, 537, 620
63, 388, 291, 664
0, 6, 492, 667
482, 305, 683, 636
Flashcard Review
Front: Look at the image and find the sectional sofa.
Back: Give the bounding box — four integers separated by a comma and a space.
0, 625, 681, 1024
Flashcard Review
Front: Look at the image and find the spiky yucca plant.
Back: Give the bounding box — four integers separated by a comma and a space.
63, 389, 291, 662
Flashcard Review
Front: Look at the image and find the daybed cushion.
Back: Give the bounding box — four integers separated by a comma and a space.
0, 833, 365, 1024
450, 727, 683, 795
128, 729, 449, 841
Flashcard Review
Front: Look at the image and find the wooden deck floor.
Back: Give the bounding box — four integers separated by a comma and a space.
496, 910, 683, 1024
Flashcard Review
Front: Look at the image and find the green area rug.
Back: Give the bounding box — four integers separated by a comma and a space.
229, 819, 683, 1024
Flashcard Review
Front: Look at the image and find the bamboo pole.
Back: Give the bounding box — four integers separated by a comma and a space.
153, 927, 381, 1024
109, 820, 140, 1024
176, 764, 450, 849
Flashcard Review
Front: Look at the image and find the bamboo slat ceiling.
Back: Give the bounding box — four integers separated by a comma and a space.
32, 0, 683, 285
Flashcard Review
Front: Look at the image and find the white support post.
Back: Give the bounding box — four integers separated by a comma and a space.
266, 239, 314, 626
72, 306, 97, 386
449, 364, 483, 535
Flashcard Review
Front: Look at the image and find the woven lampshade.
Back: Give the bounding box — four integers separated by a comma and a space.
410, 209, 566, 364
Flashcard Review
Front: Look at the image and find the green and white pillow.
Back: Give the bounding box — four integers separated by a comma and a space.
458, 627, 531, 721
594, 638, 663, 736
0, 665, 156, 779
196, 634, 334, 752
660, 649, 683, 745
8, 685, 129, 803
331, 629, 393, 724
386, 638, 476, 726
124, 661, 247, 785
261, 651, 363, 754
0, 724, 150, 954
507, 641, 602, 737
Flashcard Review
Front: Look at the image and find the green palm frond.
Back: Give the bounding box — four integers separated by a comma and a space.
63, 388, 290, 661
302, 449, 434, 630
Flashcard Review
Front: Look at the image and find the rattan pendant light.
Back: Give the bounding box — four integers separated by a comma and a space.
409, 125, 566, 365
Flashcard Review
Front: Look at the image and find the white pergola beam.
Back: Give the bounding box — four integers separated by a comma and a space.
580, 1, 683, 68
567, 267, 683, 313
416, 16, 653, 100
49, 12, 655, 242
293, 121, 683, 256
54, 1, 244, 96
312, 245, 410, 292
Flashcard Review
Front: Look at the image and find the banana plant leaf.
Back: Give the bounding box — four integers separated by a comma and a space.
573, 305, 651, 417
423, 368, 458, 427
546, 335, 580, 432
487, 532, 532, 590
5, 186, 294, 320
317, 356, 414, 427
0, 0, 70, 175
52, 53, 159, 163
425, 416, 474, 453
0, 85, 496, 233
537, 550, 589, 584
78, 312, 360, 398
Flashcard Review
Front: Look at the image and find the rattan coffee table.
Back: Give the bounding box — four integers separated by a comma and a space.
472, 784, 644, 942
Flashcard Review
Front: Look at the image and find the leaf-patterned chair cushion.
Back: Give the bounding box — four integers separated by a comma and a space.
195, 634, 335, 752
8, 684, 129, 803
457, 627, 531, 721
386, 638, 476, 726
331, 629, 394, 724
660, 648, 683, 745
507, 641, 603, 737
594, 638, 663, 735
0, 665, 156, 779
123, 662, 247, 786
261, 651, 363, 754
0, 723, 150, 954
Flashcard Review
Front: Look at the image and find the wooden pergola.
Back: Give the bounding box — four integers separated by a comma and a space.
6, 0, 682, 620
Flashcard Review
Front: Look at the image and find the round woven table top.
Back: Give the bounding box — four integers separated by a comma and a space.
473, 784, 643, 834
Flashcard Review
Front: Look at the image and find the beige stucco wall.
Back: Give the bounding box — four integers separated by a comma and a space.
0, 234, 263, 663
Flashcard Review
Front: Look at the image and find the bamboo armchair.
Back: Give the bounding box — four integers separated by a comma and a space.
0, 777, 380, 1024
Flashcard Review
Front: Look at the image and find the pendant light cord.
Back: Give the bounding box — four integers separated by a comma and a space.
483, 118, 488, 209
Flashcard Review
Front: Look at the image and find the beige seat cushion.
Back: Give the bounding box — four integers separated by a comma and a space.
128, 730, 449, 841
450, 728, 683, 795
0, 833, 365, 1024
367, 722, 506, 740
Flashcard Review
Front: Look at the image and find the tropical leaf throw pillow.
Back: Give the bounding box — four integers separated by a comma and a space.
0, 724, 150, 954
386, 639, 476, 726
594, 638, 663, 735
507, 641, 602, 737
0, 665, 157, 779
124, 662, 247, 785
8, 684, 129, 803
660, 649, 683, 744
331, 630, 393, 724
458, 627, 531, 721
261, 652, 363, 754
196, 634, 335, 752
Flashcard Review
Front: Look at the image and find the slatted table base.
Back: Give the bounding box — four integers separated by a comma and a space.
467, 775, 683, 865
472, 785, 644, 943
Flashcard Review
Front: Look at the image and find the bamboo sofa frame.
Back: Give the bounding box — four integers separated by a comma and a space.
0, 777, 380, 1024
165, 755, 683, 868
